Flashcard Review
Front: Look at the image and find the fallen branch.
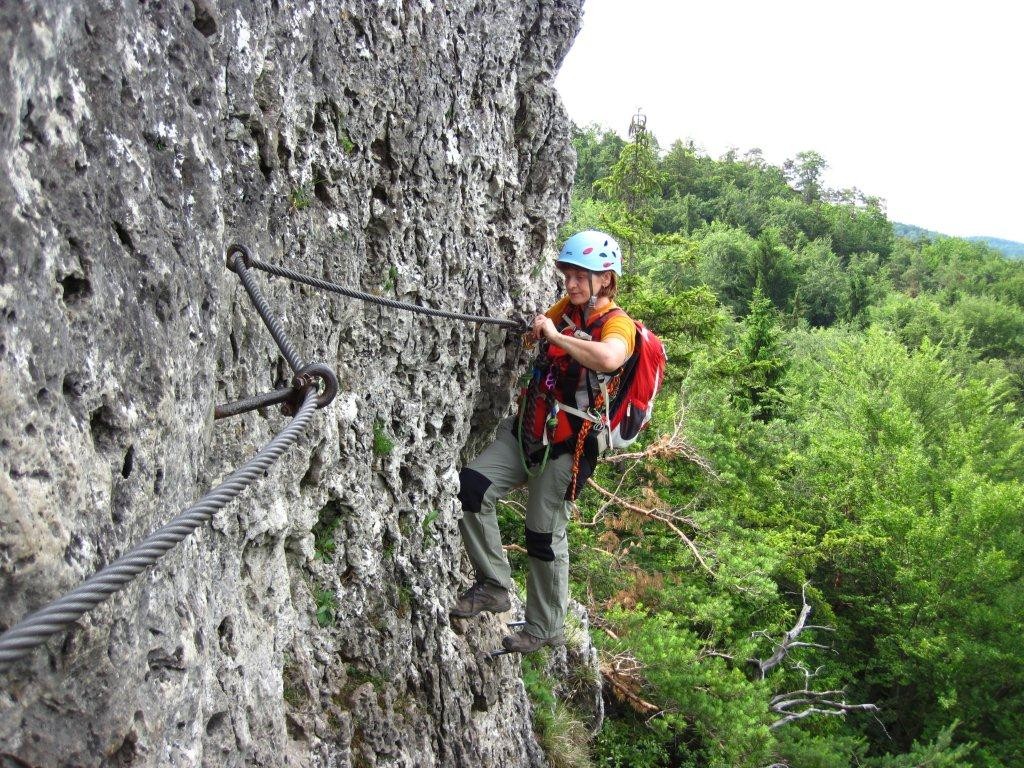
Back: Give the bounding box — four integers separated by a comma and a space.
590, 614, 620, 641
753, 588, 877, 729
602, 436, 715, 477
600, 650, 662, 717
497, 499, 527, 518
770, 699, 879, 729
587, 479, 715, 577
600, 406, 717, 478
578, 458, 643, 526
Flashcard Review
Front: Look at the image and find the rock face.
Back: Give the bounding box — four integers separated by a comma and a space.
0, 1, 592, 766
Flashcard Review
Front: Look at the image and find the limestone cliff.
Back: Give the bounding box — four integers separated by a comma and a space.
0, 1, 595, 765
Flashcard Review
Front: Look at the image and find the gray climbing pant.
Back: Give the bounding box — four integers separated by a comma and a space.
457, 419, 573, 641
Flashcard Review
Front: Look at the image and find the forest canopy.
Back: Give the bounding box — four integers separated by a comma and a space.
514, 122, 1024, 768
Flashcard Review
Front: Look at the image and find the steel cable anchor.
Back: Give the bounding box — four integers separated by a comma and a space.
218, 243, 338, 419
282, 362, 338, 415
214, 363, 338, 420
486, 621, 527, 659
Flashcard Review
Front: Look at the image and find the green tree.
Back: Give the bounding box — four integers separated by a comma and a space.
784, 150, 829, 204
753, 228, 797, 312
571, 123, 627, 197
789, 330, 1024, 762
563, 120, 1024, 768
661, 139, 701, 198
952, 294, 1024, 360
594, 126, 663, 238
794, 238, 849, 327
764, 196, 830, 246
697, 224, 759, 314
739, 289, 789, 420
651, 193, 702, 235
822, 195, 893, 259
868, 293, 969, 353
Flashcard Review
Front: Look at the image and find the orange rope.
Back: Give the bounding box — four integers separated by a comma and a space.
568, 377, 619, 499
568, 420, 593, 500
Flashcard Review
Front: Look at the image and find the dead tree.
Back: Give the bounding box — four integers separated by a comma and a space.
753, 584, 877, 729
752, 583, 833, 680
768, 662, 879, 729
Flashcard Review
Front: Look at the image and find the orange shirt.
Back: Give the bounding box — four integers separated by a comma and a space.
545, 297, 636, 358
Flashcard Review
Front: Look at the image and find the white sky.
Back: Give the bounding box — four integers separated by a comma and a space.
555, 0, 1024, 243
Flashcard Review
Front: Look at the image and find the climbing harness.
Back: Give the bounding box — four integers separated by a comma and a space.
514, 304, 667, 499
513, 307, 619, 494
567, 376, 617, 500
515, 339, 557, 479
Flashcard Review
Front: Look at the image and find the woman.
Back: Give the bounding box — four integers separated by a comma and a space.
451, 230, 635, 654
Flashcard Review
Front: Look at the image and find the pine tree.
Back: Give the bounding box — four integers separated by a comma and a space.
740, 287, 788, 421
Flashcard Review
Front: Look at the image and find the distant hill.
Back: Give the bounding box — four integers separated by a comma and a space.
966, 236, 1024, 259
893, 222, 1024, 259
892, 222, 943, 241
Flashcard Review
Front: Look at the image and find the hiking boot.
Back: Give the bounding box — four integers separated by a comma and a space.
500, 629, 565, 655
450, 582, 511, 618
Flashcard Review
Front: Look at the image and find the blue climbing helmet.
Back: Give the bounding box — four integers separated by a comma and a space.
557, 230, 622, 276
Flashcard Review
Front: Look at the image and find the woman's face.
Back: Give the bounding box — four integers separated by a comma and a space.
560, 266, 607, 305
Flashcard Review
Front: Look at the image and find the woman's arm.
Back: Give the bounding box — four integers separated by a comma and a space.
532, 314, 629, 373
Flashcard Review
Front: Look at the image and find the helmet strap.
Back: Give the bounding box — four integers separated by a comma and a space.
587, 272, 597, 310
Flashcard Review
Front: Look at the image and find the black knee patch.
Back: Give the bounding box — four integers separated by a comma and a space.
458, 467, 492, 513
524, 527, 554, 561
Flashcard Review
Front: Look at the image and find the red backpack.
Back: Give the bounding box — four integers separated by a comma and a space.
601, 318, 667, 451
